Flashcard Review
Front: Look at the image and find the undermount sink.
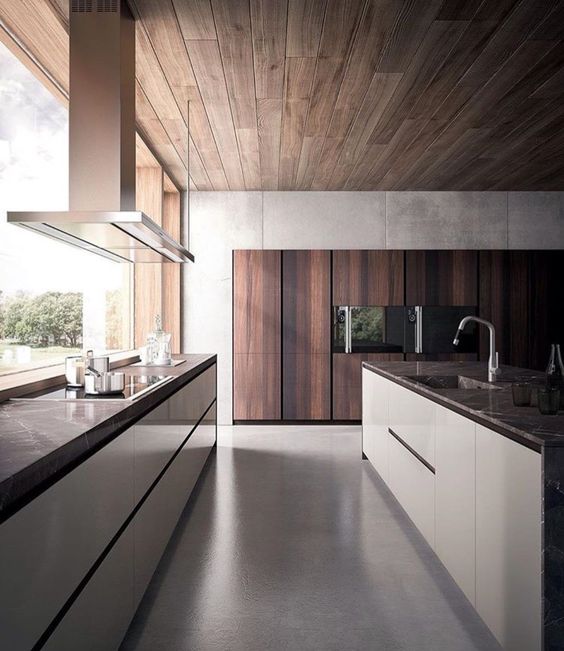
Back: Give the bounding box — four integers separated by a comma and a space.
403, 375, 503, 391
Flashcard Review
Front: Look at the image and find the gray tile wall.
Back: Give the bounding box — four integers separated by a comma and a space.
184, 191, 564, 424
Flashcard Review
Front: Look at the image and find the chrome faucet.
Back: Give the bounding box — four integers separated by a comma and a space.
453, 316, 500, 382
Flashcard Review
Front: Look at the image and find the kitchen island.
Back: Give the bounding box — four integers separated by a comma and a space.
362, 361, 564, 651
0, 354, 217, 650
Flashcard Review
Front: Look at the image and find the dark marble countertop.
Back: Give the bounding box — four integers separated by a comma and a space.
0, 354, 216, 524
362, 361, 564, 452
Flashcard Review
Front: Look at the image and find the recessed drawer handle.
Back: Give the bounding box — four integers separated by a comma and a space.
388, 427, 435, 474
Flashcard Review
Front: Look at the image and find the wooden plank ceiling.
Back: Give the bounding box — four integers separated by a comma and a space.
1, 0, 563, 190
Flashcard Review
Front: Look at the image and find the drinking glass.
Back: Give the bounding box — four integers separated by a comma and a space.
538, 386, 560, 415
512, 382, 532, 407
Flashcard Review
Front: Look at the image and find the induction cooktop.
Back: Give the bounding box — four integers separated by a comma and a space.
16, 374, 173, 402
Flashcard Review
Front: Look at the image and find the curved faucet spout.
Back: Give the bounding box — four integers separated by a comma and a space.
453, 316, 500, 382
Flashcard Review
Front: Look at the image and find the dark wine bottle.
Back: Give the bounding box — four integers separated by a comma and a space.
546, 343, 564, 408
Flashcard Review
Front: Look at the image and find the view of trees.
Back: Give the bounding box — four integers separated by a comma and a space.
0, 291, 83, 347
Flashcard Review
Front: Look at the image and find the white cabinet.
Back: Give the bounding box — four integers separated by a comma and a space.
388, 433, 435, 548
0, 427, 135, 651
389, 381, 435, 467
134, 403, 216, 606
475, 424, 541, 651
361, 368, 390, 483
435, 406, 476, 604
43, 527, 134, 651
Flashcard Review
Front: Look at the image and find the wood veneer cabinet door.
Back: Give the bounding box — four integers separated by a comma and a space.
479, 251, 529, 369
333, 353, 403, 420
406, 250, 478, 306
283, 250, 331, 419
332, 250, 404, 305
282, 250, 331, 354
233, 250, 281, 420
283, 354, 330, 420
233, 250, 281, 354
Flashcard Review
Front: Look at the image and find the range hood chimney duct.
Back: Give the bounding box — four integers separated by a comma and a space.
7, 0, 194, 264
69, 0, 136, 213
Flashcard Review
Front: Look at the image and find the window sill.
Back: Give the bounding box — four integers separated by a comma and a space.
0, 350, 141, 402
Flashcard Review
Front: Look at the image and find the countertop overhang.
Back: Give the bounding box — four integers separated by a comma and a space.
363, 361, 564, 452
0, 354, 217, 524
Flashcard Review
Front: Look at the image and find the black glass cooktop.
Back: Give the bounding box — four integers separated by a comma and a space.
22, 375, 173, 401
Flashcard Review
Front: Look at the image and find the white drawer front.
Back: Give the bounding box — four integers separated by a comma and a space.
388, 433, 435, 549
435, 405, 476, 604
362, 369, 390, 483
389, 381, 435, 467
475, 425, 541, 651
0, 428, 135, 650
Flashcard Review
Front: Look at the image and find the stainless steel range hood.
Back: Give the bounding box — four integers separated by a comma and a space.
7, 0, 193, 264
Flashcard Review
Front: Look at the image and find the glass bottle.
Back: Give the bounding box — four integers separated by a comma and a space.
546, 344, 564, 408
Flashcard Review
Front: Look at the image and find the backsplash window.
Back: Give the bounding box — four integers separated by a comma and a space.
0, 42, 132, 376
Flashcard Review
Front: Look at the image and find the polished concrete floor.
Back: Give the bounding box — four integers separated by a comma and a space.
121, 426, 500, 651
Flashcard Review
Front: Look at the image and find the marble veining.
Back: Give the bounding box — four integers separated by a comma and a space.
0, 354, 216, 523
363, 361, 564, 450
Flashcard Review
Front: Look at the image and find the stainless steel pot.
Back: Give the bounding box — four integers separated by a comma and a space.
84, 371, 125, 395
65, 355, 86, 387
87, 355, 110, 375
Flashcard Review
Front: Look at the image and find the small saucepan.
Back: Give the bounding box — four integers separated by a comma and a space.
84, 370, 126, 395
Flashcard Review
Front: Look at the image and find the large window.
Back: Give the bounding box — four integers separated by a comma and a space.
0, 42, 132, 376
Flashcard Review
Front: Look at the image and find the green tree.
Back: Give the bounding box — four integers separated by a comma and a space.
1, 291, 82, 347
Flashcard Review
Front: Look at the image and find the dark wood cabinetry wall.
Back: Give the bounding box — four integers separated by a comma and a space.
405, 250, 479, 363
233, 250, 281, 420
479, 251, 564, 371
282, 251, 331, 420
332, 250, 405, 420
233, 249, 562, 422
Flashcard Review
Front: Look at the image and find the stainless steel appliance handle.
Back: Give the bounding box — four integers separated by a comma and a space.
415, 305, 423, 354
345, 306, 352, 354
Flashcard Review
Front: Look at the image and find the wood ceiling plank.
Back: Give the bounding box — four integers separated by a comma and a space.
286, 0, 327, 57
211, 0, 261, 188
278, 58, 316, 189
172, 0, 216, 40
0, 0, 69, 91
1, 0, 564, 190
377, 0, 444, 73
367, 19, 469, 146
250, 0, 288, 99
324, 72, 402, 187
350, 118, 427, 189
185, 38, 246, 189
257, 98, 282, 189
133, 0, 229, 189
325, 0, 405, 139
318, 0, 366, 58
135, 85, 191, 189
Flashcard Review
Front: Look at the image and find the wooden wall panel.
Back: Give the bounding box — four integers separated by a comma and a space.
333, 353, 403, 421
233, 353, 281, 420
479, 251, 564, 371
233, 250, 281, 354
332, 250, 405, 305
233, 250, 282, 420
162, 191, 181, 354
406, 250, 478, 306
134, 167, 163, 348
282, 250, 331, 419
283, 354, 331, 420
479, 251, 528, 369
282, 250, 331, 354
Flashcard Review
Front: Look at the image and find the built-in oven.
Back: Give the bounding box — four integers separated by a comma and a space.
332, 305, 478, 354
